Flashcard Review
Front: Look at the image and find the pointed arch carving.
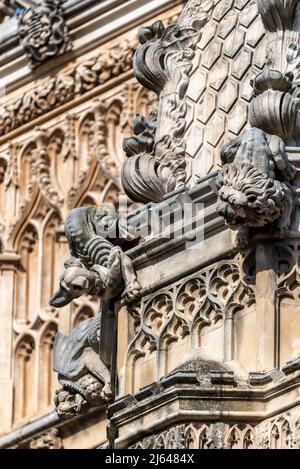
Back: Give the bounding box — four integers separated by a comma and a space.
13, 334, 36, 423
270, 424, 280, 449
72, 304, 96, 328
41, 210, 63, 314
14, 223, 39, 326
38, 322, 58, 410
243, 427, 255, 449
18, 141, 35, 204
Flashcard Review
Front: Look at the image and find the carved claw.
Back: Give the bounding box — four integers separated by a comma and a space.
273, 224, 290, 239
236, 227, 249, 248
122, 279, 142, 303
100, 381, 114, 403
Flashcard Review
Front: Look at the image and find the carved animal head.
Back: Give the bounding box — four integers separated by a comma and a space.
54, 373, 105, 419
49, 258, 103, 308
54, 388, 86, 419
215, 163, 288, 228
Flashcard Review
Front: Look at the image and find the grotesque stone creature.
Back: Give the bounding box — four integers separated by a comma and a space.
215, 128, 296, 247
50, 204, 141, 307
53, 315, 113, 419
50, 204, 141, 417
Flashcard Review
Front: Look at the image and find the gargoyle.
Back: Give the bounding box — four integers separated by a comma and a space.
49, 204, 141, 307
215, 127, 296, 247
53, 315, 112, 419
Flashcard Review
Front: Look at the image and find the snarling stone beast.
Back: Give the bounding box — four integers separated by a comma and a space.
50, 204, 141, 418
50, 204, 141, 307
53, 315, 113, 419
215, 128, 296, 247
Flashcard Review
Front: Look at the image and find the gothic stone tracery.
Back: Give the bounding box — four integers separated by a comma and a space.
2, 0, 300, 451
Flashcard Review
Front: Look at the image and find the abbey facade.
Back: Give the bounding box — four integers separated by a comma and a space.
1, 0, 300, 450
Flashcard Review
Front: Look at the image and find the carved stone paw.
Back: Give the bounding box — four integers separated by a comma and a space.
122, 279, 142, 303
273, 223, 290, 239
100, 381, 114, 403
236, 228, 249, 248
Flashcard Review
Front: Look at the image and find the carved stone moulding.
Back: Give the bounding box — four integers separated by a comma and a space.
129, 415, 300, 449
18, 0, 72, 69
109, 364, 300, 449
0, 41, 136, 137
0, 12, 178, 138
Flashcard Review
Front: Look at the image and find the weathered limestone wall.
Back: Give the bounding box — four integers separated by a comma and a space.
108, 0, 300, 449
0, 0, 185, 449
3, 0, 300, 451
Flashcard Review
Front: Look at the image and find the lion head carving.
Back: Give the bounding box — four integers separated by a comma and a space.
215, 162, 292, 229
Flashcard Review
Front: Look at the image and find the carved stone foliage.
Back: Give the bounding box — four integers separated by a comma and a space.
215, 127, 296, 247
122, 1, 212, 203
0, 11, 180, 138
29, 428, 63, 449
0, 41, 136, 137
125, 254, 253, 393
122, 112, 177, 203
18, 0, 72, 68
130, 408, 300, 449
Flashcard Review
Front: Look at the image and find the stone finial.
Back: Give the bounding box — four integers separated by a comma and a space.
121, 1, 211, 203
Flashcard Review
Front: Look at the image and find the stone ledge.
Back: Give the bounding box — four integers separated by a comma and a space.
0, 407, 105, 449
109, 370, 300, 448
282, 358, 300, 375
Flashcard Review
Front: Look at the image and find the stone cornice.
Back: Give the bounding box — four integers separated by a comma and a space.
109, 367, 300, 448
0, 407, 105, 449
